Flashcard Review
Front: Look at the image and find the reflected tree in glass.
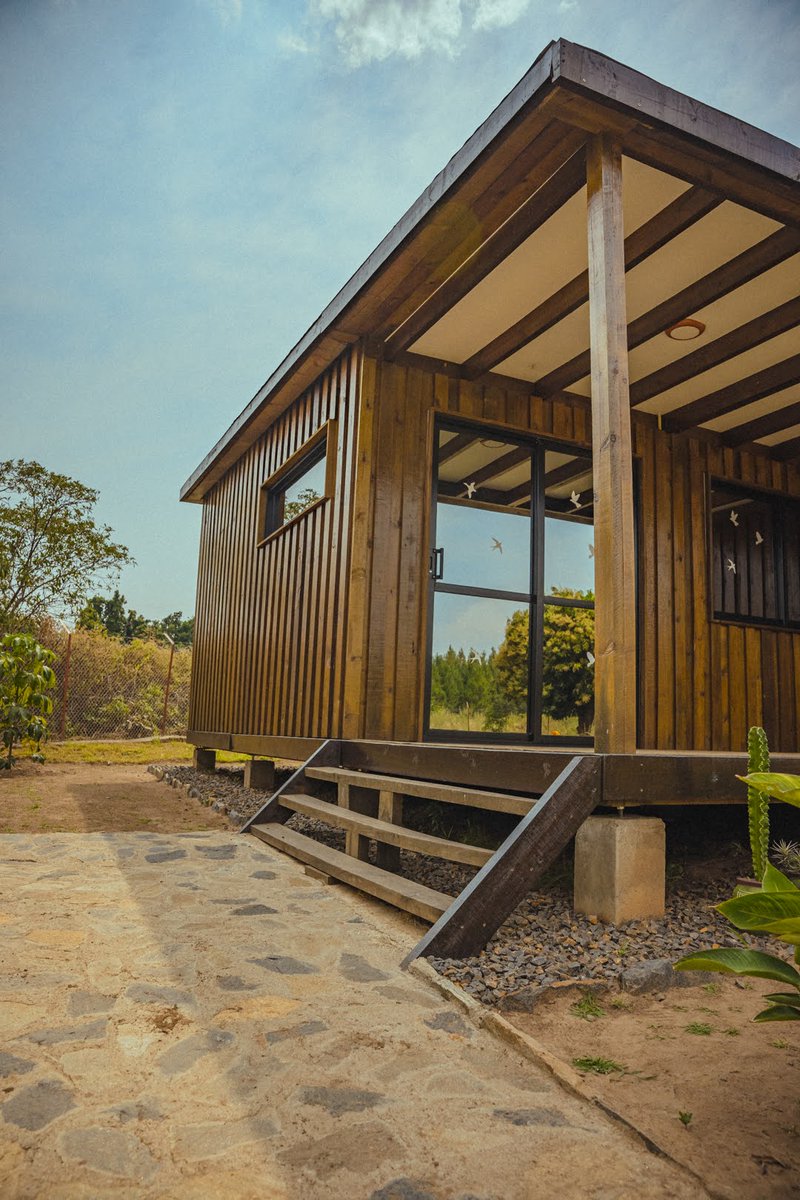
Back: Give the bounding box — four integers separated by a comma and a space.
542, 590, 595, 735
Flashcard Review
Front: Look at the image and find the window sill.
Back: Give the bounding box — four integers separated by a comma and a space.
257, 496, 330, 549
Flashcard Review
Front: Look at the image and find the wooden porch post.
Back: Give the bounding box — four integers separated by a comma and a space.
587, 135, 637, 754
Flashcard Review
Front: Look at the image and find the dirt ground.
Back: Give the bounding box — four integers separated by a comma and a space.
508, 978, 800, 1199
0, 761, 229, 834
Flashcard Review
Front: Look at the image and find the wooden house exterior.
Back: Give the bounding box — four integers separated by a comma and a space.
180, 42, 800, 951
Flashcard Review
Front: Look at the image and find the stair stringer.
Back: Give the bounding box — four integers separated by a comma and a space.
402, 754, 602, 965
238, 739, 342, 833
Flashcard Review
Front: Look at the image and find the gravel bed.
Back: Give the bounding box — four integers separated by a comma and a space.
159, 762, 766, 1005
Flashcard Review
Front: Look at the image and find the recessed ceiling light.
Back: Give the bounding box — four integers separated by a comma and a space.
480, 438, 505, 448
666, 318, 706, 341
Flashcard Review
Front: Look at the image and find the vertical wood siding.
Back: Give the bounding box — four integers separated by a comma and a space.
189, 348, 361, 739
190, 346, 800, 752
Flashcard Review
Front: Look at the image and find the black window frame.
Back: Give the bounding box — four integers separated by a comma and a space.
258, 420, 336, 545
709, 475, 800, 630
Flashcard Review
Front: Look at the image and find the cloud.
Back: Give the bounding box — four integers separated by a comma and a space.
311, 0, 533, 66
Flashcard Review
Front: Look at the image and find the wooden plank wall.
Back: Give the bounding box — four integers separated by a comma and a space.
189, 347, 361, 739
365, 356, 800, 752
635, 422, 800, 753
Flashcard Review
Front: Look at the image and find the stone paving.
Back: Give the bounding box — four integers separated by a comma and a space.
0, 832, 707, 1199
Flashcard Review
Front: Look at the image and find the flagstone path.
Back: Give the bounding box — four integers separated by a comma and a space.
0, 832, 707, 1199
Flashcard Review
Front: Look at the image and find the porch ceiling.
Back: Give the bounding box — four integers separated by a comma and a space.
399, 151, 800, 455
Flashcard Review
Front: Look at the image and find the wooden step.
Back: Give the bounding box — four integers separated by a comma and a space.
279, 792, 493, 867
250, 822, 451, 923
305, 766, 533, 815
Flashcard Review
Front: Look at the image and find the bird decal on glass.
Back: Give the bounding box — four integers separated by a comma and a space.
570, 490, 582, 509
727, 558, 736, 574
587, 650, 595, 666
588, 544, 595, 558
491, 537, 503, 554
463, 480, 477, 499
755, 530, 764, 545
729, 510, 739, 527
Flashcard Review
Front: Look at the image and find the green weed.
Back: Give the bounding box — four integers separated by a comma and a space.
572, 1056, 625, 1075
571, 994, 605, 1021
685, 1022, 712, 1036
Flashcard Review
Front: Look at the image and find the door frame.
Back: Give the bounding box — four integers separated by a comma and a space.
423, 414, 595, 747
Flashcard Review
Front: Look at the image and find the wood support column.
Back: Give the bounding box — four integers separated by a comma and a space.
586, 135, 637, 754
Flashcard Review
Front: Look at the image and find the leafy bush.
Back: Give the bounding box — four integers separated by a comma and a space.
0, 633, 56, 768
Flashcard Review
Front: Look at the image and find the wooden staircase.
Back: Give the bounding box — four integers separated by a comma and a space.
242, 741, 601, 959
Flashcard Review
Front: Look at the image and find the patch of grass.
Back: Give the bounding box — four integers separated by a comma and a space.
771, 1038, 789, 1050
703, 982, 721, 994
15, 739, 251, 765
678, 1111, 693, 1128
571, 994, 605, 1021
573, 1056, 626, 1075
685, 1022, 713, 1036
724, 1027, 741, 1036
609, 996, 630, 1011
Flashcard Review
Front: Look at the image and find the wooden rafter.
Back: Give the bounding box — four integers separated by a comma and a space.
384, 145, 587, 356
467, 444, 530, 487
463, 185, 721, 380
770, 435, 800, 461
663, 354, 800, 432
437, 432, 477, 465
630, 295, 800, 407
544, 455, 593, 489
534, 226, 800, 396
722, 399, 800, 447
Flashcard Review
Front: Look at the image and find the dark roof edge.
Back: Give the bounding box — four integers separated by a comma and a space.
181, 38, 800, 502
179, 40, 560, 502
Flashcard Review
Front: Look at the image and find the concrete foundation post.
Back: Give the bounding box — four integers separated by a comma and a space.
243, 758, 276, 791
192, 748, 216, 773
574, 815, 666, 923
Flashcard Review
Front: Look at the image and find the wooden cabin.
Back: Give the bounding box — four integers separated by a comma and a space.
180, 42, 800, 951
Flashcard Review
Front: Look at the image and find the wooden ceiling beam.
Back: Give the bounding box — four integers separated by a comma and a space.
463, 185, 720, 380
722, 399, 800, 447
384, 142, 587, 356
663, 354, 800, 433
467, 444, 531, 487
544, 456, 593, 489
630, 294, 800, 407
770, 435, 800, 462
437, 432, 478, 465
534, 225, 800, 396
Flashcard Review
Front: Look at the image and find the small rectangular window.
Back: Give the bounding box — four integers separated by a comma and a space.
710, 478, 799, 627
259, 421, 336, 543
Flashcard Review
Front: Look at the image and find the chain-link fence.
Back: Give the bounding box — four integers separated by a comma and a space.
36, 623, 191, 740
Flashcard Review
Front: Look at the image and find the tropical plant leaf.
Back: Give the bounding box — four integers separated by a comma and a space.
754, 1004, 800, 1022
674, 948, 800, 988
762, 862, 799, 893
718, 890, 800, 931
738, 773, 800, 807
763, 992, 800, 1006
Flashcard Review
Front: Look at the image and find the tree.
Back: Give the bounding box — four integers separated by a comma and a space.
541, 590, 595, 735
77, 594, 194, 647
159, 612, 194, 648
0, 460, 132, 632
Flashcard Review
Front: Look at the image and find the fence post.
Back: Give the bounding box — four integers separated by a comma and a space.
58, 631, 72, 741
161, 634, 175, 737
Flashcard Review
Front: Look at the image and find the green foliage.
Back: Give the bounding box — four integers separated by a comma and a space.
572, 1056, 625, 1075
571, 994, 605, 1021
685, 1022, 712, 1036
541, 591, 595, 735
746, 725, 771, 880
430, 645, 497, 728
0, 460, 132, 631
0, 634, 56, 768
77, 592, 194, 647
678, 1111, 693, 1128
284, 487, 321, 522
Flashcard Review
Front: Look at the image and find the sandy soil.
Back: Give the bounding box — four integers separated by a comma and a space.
507, 977, 800, 1199
0, 761, 229, 834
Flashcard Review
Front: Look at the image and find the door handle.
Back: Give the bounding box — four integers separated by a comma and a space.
429, 547, 444, 581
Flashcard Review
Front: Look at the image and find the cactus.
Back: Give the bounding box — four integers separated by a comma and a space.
747, 726, 771, 881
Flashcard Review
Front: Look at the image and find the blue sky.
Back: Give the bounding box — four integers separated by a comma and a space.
2, 0, 798, 621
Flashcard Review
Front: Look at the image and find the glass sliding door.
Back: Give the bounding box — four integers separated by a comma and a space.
427, 426, 532, 737
426, 421, 595, 744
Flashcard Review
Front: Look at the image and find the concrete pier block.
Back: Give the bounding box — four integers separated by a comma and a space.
192, 748, 216, 773
574, 816, 665, 924
243, 758, 275, 791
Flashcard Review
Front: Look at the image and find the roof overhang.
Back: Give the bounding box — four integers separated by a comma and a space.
180, 39, 800, 503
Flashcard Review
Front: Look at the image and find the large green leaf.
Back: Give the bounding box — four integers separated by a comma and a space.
718, 890, 800, 931
674, 948, 800, 988
764, 992, 800, 1006
762, 862, 800, 893
738, 773, 800, 807
754, 1004, 800, 1022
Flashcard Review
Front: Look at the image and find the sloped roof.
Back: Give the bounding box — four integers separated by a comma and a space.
181, 39, 800, 502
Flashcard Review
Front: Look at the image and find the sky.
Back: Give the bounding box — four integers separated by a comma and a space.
2, 0, 799, 622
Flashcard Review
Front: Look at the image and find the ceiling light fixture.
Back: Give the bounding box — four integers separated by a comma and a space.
666, 318, 706, 341
479, 438, 505, 448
